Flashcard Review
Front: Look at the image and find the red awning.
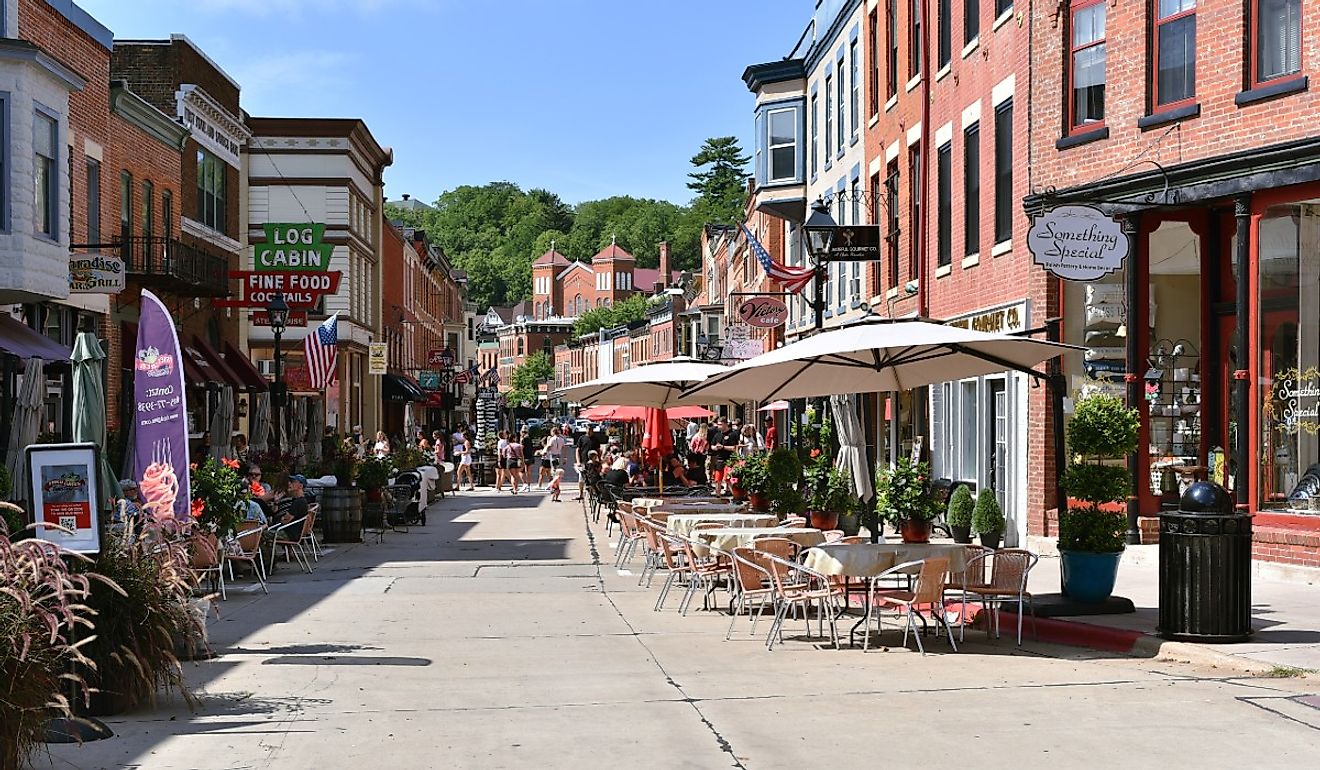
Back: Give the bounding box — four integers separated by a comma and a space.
222, 342, 269, 392
424, 391, 446, 408
191, 337, 245, 390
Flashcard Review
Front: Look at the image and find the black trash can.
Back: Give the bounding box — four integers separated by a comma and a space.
1158, 481, 1253, 642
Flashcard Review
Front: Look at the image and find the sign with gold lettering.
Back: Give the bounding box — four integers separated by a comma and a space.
947, 301, 1030, 336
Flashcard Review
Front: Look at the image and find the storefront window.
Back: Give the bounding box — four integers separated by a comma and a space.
1259, 204, 1320, 510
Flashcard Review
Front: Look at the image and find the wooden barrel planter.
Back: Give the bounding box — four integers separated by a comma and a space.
320, 487, 363, 543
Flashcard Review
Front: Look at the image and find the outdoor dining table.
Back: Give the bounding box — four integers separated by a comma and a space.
666, 513, 779, 538
695, 527, 827, 552
632, 496, 730, 508
800, 542, 968, 647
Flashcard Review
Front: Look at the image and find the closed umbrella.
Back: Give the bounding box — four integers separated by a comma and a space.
306, 398, 324, 465
683, 319, 1081, 403
404, 401, 416, 445
209, 384, 234, 461
249, 392, 270, 453
290, 397, 307, 467
641, 407, 674, 493
829, 393, 872, 501
71, 333, 122, 510
555, 359, 728, 408
5, 358, 47, 507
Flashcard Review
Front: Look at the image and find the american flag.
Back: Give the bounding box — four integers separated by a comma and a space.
741, 224, 815, 294
305, 312, 339, 388
452, 362, 478, 385
483, 367, 501, 385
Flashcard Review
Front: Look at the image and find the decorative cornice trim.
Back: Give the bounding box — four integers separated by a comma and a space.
0, 39, 86, 91
110, 81, 189, 150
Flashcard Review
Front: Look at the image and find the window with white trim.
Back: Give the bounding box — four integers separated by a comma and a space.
767, 107, 798, 182
34, 111, 57, 237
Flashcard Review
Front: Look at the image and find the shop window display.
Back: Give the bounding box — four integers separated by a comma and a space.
1259, 204, 1320, 510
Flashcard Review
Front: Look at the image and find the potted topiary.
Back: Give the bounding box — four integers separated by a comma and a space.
875, 457, 942, 543
765, 448, 805, 519
972, 489, 1005, 549
1059, 392, 1139, 602
947, 485, 975, 544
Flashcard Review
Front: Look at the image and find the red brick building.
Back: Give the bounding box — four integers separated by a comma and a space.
1027, 0, 1320, 566
530, 240, 676, 320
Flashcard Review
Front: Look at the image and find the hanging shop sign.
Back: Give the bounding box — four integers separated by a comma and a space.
69, 255, 126, 293
214, 270, 343, 308
721, 323, 765, 361
820, 225, 882, 262
254, 223, 335, 271
132, 290, 190, 523
737, 296, 789, 328
250, 310, 309, 327
1027, 205, 1128, 281
283, 366, 314, 393
368, 343, 388, 375
28, 443, 102, 554
419, 371, 442, 390
428, 348, 454, 368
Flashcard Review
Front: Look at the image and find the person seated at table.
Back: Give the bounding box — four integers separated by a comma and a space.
662, 452, 697, 488
273, 474, 310, 524
111, 479, 145, 533
603, 454, 630, 487
684, 452, 708, 486
246, 464, 277, 519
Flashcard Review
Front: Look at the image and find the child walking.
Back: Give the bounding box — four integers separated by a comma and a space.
548, 467, 565, 502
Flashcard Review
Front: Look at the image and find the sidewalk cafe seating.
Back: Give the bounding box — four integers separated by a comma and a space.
190, 532, 226, 600
727, 547, 775, 640
675, 529, 733, 616
960, 548, 1039, 645
865, 558, 957, 655
653, 529, 696, 612
225, 522, 268, 595
270, 512, 315, 574
762, 553, 843, 651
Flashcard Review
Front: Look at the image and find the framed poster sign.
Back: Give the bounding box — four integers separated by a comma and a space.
27, 442, 102, 554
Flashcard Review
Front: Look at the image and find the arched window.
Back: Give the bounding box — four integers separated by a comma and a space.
573, 294, 583, 316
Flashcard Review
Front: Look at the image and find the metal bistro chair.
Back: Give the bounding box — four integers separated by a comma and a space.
383, 485, 415, 534
226, 522, 268, 594
270, 514, 314, 573
727, 547, 775, 641
613, 507, 646, 569
190, 533, 226, 600
762, 552, 843, 651
675, 532, 733, 616
866, 558, 957, 655
962, 549, 1040, 645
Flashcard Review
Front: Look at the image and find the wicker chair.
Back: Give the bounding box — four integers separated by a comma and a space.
761, 553, 844, 650
727, 547, 775, 640
867, 558, 957, 654
962, 549, 1039, 644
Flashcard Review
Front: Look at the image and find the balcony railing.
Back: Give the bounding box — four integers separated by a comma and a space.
119, 236, 230, 297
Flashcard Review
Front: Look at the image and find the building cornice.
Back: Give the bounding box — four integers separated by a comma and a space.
0, 39, 86, 91
177, 84, 250, 168
111, 81, 188, 150
742, 58, 807, 92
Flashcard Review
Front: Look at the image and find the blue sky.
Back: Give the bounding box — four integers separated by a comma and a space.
80, 0, 809, 207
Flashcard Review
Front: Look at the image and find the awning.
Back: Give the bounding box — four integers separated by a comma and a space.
192, 337, 245, 390
383, 373, 426, 402
222, 342, 269, 392
181, 341, 227, 387
0, 313, 72, 360
423, 391, 446, 408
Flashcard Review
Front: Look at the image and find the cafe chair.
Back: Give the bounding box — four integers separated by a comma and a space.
727, 547, 775, 640
866, 558, 957, 655
962, 549, 1039, 645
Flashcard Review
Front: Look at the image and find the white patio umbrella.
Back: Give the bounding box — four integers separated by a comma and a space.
830, 393, 872, 500
758, 400, 790, 412
554, 359, 728, 408
682, 320, 1081, 404
5, 358, 47, 507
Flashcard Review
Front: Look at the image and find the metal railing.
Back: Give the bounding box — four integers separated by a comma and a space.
119, 236, 229, 297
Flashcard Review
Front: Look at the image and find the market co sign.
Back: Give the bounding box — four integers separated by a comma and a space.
254, 223, 334, 271
737, 296, 788, 328
69, 255, 125, 293
1027, 205, 1128, 281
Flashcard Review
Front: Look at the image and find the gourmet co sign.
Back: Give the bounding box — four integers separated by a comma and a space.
737, 296, 788, 328
1027, 205, 1128, 281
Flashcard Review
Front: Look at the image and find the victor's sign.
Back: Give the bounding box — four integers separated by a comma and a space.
254, 223, 335, 271
1027, 205, 1128, 281
69, 255, 125, 293
737, 296, 788, 328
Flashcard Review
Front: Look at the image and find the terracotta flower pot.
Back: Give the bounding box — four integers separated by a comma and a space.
898, 519, 933, 544
749, 492, 771, 512
729, 483, 748, 501
808, 510, 839, 531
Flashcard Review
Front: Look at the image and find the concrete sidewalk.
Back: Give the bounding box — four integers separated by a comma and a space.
1021, 545, 1320, 675
41, 488, 1320, 769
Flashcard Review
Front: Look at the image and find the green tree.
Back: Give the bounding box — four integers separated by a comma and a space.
506, 351, 554, 407
572, 293, 651, 336
687, 136, 750, 226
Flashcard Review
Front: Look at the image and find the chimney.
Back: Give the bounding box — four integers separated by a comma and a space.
658, 241, 671, 287
402, 194, 411, 201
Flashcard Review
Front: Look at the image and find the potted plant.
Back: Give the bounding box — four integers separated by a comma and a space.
357, 456, 394, 502
729, 452, 772, 511
805, 462, 852, 531
765, 448, 805, 518
76, 521, 201, 715
1, 531, 99, 768
972, 489, 1005, 549
189, 456, 248, 538
1059, 392, 1139, 602
393, 445, 428, 473
876, 457, 941, 543
248, 449, 296, 492
947, 485, 975, 544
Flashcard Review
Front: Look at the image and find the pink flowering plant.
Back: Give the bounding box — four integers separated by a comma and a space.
875, 456, 941, 527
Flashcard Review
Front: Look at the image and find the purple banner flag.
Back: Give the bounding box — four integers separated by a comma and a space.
133, 290, 191, 521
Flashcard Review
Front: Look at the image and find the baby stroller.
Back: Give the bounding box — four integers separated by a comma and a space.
390, 470, 425, 527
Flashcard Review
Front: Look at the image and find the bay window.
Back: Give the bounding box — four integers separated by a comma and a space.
767, 107, 798, 183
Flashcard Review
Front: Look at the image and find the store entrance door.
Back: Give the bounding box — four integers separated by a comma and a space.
986, 377, 1018, 546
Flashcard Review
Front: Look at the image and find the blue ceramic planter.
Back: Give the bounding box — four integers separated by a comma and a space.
1060, 550, 1123, 603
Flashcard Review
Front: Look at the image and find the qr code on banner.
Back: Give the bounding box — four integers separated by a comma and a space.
59, 516, 77, 531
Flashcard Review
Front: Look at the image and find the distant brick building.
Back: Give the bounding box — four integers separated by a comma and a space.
530, 240, 677, 320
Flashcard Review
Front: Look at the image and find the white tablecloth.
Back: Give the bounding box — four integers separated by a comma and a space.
800, 543, 967, 577
633, 496, 729, 508
696, 527, 826, 552
666, 513, 778, 538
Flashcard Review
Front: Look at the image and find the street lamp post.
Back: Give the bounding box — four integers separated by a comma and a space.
268, 292, 290, 456
803, 198, 838, 332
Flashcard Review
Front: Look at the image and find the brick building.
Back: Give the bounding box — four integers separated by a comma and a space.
529, 240, 676, 320
1025, 0, 1320, 566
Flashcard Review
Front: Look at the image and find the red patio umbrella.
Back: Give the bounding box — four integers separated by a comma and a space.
581, 405, 715, 422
